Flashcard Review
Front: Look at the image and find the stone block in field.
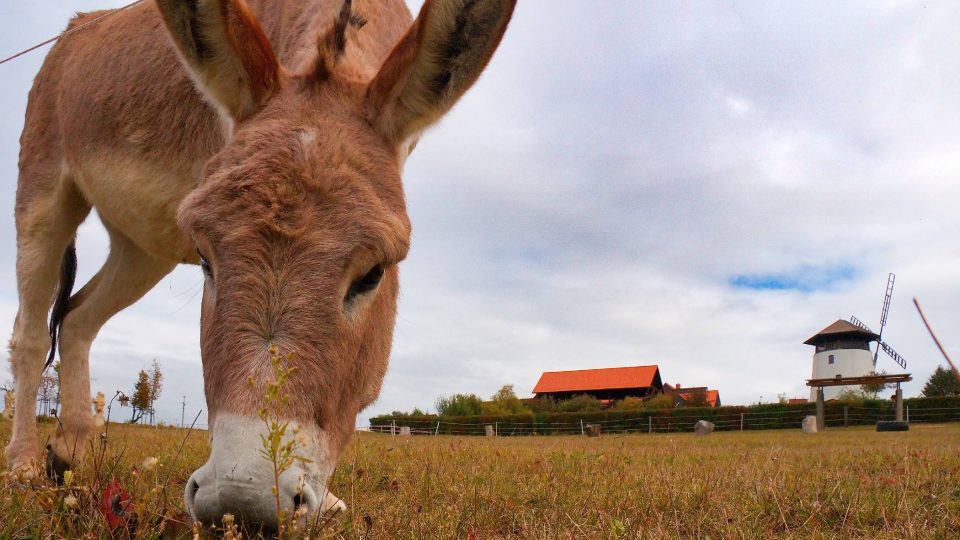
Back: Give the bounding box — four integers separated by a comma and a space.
693, 420, 714, 435
802, 416, 818, 434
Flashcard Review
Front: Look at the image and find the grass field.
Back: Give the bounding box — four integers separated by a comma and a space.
1, 419, 959, 538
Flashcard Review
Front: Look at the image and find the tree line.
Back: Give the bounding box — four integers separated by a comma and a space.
383, 365, 960, 419
387, 384, 685, 420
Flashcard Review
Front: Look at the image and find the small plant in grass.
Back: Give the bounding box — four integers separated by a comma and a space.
253, 347, 311, 535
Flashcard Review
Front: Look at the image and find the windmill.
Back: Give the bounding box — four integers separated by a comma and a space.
849, 273, 907, 371
805, 273, 912, 402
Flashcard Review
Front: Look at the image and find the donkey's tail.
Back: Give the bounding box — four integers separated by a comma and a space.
46, 241, 77, 369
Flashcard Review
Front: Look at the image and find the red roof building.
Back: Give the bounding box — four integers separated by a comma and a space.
664, 383, 722, 408
532, 365, 664, 401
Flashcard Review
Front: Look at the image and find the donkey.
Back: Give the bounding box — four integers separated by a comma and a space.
6, 0, 515, 526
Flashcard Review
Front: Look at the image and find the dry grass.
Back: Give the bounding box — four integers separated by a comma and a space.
1, 419, 959, 538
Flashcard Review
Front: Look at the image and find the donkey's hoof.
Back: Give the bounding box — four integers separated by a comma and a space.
10, 461, 39, 482
6, 457, 45, 486
45, 444, 71, 485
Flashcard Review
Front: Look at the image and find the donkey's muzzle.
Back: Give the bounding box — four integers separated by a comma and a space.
184, 413, 344, 528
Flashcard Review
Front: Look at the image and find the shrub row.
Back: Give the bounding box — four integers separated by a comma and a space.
369, 396, 960, 434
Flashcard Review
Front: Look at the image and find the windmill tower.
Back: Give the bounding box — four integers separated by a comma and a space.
805, 273, 909, 401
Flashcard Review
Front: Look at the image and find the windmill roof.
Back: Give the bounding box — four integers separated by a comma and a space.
532, 365, 660, 394
804, 319, 879, 345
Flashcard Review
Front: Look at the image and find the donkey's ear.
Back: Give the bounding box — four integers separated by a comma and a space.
367, 0, 516, 146
155, 0, 280, 122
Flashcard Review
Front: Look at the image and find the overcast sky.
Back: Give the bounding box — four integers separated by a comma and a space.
0, 1, 958, 428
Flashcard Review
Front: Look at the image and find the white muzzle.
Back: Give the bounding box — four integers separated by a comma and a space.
184, 413, 345, 527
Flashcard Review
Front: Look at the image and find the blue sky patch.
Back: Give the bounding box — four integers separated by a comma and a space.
730, 265, 857, 293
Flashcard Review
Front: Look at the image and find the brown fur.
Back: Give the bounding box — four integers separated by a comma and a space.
7, 0, 515, 510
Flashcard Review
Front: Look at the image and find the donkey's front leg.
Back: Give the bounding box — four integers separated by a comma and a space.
6, 313, 55, 478
6, 236, 85, 477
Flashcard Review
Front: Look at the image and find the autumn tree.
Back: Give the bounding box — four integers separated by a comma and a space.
130, 370, 151, 423
148, 359, 164, 424
483, 384, 528, 415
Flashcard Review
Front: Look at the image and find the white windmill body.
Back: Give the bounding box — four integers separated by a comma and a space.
805, 320, 879, 401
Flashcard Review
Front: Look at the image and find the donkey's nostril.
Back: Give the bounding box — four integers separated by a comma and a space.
184, 471, 204, 520
189, 479, 200, 500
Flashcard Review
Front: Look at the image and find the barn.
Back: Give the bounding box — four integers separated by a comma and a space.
532, 365, 664, 401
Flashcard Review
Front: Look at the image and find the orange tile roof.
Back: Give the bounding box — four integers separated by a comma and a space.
676, 389, 720, 407
532, 365, 660, 394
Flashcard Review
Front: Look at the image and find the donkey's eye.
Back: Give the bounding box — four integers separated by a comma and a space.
345, 264, 384, 304
198, 251, 212, 278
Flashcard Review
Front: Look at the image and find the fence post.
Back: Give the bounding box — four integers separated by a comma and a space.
740, 412, 744, 431
843, 405, 848, 427
580, 419, 584, 435
494, 422, 498, 437
906, 405, 910, 424
648, 415, 652, 434
895, 386, 904, 422
435, 422, 440, 436
815, 388, 825, 431
391, 420, 396, 436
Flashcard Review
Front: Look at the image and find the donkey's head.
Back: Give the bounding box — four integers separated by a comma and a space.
155, 0, 514, 527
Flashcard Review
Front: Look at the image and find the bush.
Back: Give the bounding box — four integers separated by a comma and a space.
834, 388, 870, 403
436, 394, 483, 417
525, 396, 558, 413
643, 394, 675, 410
558, 394, 602, 412
614, 397, 645, 411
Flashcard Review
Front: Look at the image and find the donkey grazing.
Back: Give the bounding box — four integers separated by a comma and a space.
7, 0, 514, 526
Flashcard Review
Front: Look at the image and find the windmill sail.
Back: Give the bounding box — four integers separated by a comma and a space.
880, 341, 907, 369
873, 273, 896, 366
849, 316, 873, 333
